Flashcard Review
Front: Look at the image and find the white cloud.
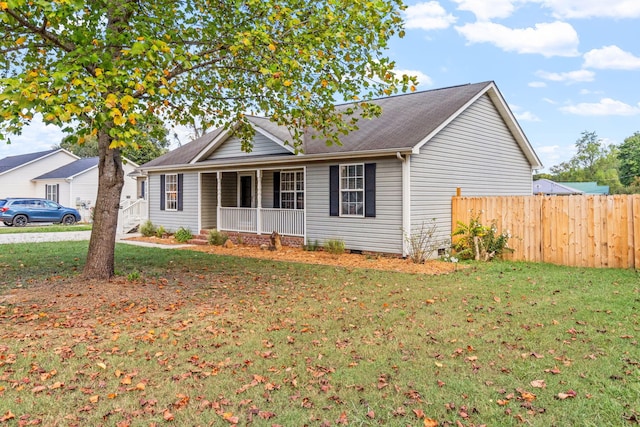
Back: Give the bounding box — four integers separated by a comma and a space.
528, 81, 547, 88
536, 144, 561, 154
539, 0, 640, 19
511, 103, 541, 121
455, 21, 580, 57
392, 69, 434, 87
0, 115, 65, 157
535, 69, 595, 83
515, 111, 541, 121
583, 45, 640, 70
560, 98, 640, 116
451, 0, 517, 20
543, 97, 557, 104
405, 1, 457, 31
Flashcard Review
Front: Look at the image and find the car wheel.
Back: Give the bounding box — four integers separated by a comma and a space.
13, 214, 28, 227
62, 214, 77, 225
3, 221, 13, 227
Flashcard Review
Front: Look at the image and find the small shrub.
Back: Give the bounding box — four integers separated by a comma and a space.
155, 225, 166, 238
303, 239, 320, 252
324, 239, 345, 255
208, 229, 229, 246
452, 213, 513, 261
404, 219, 442, 264
236, 235, 244, 245
140, 220, 156, 237
174, 227, 193, 243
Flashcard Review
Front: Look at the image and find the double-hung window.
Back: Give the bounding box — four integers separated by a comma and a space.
280, 171, 304, 209
340, 164, 364, 216
329, 163, 375, 218
164, 174, 178, 211
45, 184, 59, 203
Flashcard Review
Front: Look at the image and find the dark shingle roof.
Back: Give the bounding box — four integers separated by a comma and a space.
141, 127, 225, 168
34, 157, 98, 180
142, 81, 541, 168
0, 149, 59, 174
303, 82, 490, 154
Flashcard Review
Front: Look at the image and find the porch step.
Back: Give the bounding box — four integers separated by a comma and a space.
188, 237, 209, 245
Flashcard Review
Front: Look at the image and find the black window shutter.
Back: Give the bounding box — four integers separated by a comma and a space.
177, 173, 184, 211
329, 165, 339, 216
160, 174, 165, 210
55, 184, 59, 203
273, 172, 280, 208
364, 163, 376, 217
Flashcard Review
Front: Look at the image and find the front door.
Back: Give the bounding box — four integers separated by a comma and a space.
240, 175, 253, 208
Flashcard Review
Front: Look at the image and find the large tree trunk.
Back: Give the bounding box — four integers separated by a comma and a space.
83, 128, 125, 280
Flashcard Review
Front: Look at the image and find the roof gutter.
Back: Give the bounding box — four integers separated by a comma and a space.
140, 147, 415, 173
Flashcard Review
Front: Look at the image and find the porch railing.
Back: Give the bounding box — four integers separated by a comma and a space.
120, 198, 147, 233
219, 207, 304, 237
261, 208, 304, 237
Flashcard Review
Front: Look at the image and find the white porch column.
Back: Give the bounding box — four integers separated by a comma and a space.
256, 169, 262, 235
216, 171, 221, 231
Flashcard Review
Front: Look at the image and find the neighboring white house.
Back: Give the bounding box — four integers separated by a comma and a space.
0, 149, 139, 223
0, 149, 79, 197
139, 81, 543, 256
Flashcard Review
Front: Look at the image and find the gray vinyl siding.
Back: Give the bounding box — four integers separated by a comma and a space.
221, 172, 237, 207
206, 133, 291, 160
261, 170, 275, 208
200, 173, 217, 229
306, 158, 403, 254
148, 172, 199, 232
410, 94, 533, 246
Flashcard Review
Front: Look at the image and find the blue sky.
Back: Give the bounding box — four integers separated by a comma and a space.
2, 0, 639, 172
391, 0, 640, 171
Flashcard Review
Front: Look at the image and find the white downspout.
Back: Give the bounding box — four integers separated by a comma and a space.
397, 152, 411, 257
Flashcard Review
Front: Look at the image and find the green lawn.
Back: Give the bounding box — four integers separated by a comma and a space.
0, 242, 638, 426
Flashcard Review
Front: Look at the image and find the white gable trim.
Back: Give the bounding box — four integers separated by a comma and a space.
411, 82, 542, 170
190, 129, 233, 164
0, 148, 79, 176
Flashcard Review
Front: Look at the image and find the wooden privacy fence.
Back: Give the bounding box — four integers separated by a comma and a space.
451, 195, 640, 269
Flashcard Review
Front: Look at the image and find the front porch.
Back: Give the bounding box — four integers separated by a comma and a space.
219, 207, 304, 237
201, 168, 306, 239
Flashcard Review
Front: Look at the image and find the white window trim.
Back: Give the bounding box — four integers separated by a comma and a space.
339, 163, 364, 217
165, 173, 178, 211
237, 172, 255, 208
280, 170, 304, 210
45, 184, 59, 203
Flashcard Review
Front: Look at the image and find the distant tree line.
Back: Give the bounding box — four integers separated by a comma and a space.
534, 130, 640, 194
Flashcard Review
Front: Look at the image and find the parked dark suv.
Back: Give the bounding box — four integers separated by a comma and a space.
0, 198, 81, 227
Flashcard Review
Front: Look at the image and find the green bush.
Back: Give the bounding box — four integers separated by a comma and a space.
324, 239, 345, 255
207, 229, 229, 246
303, 239, 320, 252
174, 227, 193, 243
140, 220, 156, 237
155, 225, 166, 238
452, 213, 513, 261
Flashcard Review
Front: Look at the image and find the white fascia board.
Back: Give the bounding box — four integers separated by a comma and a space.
189, 129, 233, 164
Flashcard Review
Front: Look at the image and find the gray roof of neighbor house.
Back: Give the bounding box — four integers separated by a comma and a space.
33, 157, 99, 180
533, 179, 583, 195
141, 81, 542, 169
0, 149, 59, 174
